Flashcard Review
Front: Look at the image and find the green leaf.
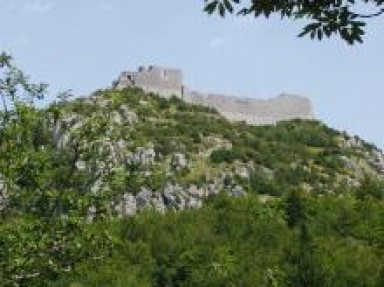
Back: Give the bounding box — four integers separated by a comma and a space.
317, 29, 323, 40
204, 1, 218, 14
219, 3, 226, 17
223, 0, 234, 14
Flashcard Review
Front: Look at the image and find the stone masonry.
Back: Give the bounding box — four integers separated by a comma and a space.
113, 65, 184, 98
113, 66, 314, 125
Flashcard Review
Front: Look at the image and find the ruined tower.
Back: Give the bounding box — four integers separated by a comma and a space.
113, 65, 184, 98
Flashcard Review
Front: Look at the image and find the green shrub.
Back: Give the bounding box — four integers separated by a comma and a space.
210, 148, 236, 164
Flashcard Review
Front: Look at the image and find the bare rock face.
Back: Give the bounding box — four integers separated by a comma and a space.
115, 193, 137, 217
163, 182, 187, 210
113, 66, 315, 126
171, 153, 188, 171
128, 145, 156, 166
0, 174, 8, 211
371, 150, 384, 173
338, 136, 384, 175
113, 176, 250, 218
229, 185, 246, 197
186, 185, 205, 199
87, 206, 97, 222
340, 136, 364, 149
136, 187, 154, 208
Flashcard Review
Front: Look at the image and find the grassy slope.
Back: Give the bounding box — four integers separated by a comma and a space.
59, 87, 383, 198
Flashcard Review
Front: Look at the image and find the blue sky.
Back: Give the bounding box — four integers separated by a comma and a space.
1, 0, 383, 148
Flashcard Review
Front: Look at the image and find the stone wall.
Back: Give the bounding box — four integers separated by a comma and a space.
113, 66, 314, 125
185, 92, 314, 125
113, 65, 184, 98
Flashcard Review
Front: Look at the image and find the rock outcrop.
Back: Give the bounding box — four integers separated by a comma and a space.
0, 174, 8, 211
114, 179, 246, 217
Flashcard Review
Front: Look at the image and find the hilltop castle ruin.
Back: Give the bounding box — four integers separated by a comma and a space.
113, 66, 314, 125
113, 65, 184, 98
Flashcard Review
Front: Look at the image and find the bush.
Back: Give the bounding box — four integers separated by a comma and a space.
210, 148, 236, 164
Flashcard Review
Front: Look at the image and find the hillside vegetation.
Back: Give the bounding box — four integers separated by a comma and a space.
1, 81, 384, 286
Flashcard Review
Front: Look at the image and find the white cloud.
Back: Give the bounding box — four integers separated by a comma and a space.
24, 0, 54, 13
208, 37, 226, 50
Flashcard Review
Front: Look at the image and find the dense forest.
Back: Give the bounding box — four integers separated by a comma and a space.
0, 54, 383, 286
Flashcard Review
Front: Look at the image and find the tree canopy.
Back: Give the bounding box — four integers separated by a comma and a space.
203, 0, 384, 44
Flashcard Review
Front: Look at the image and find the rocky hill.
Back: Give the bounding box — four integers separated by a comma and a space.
39, 87, 383, 217
2, 85, 384, 287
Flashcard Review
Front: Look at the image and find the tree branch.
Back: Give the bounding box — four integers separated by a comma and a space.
354, 8, 384, 19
